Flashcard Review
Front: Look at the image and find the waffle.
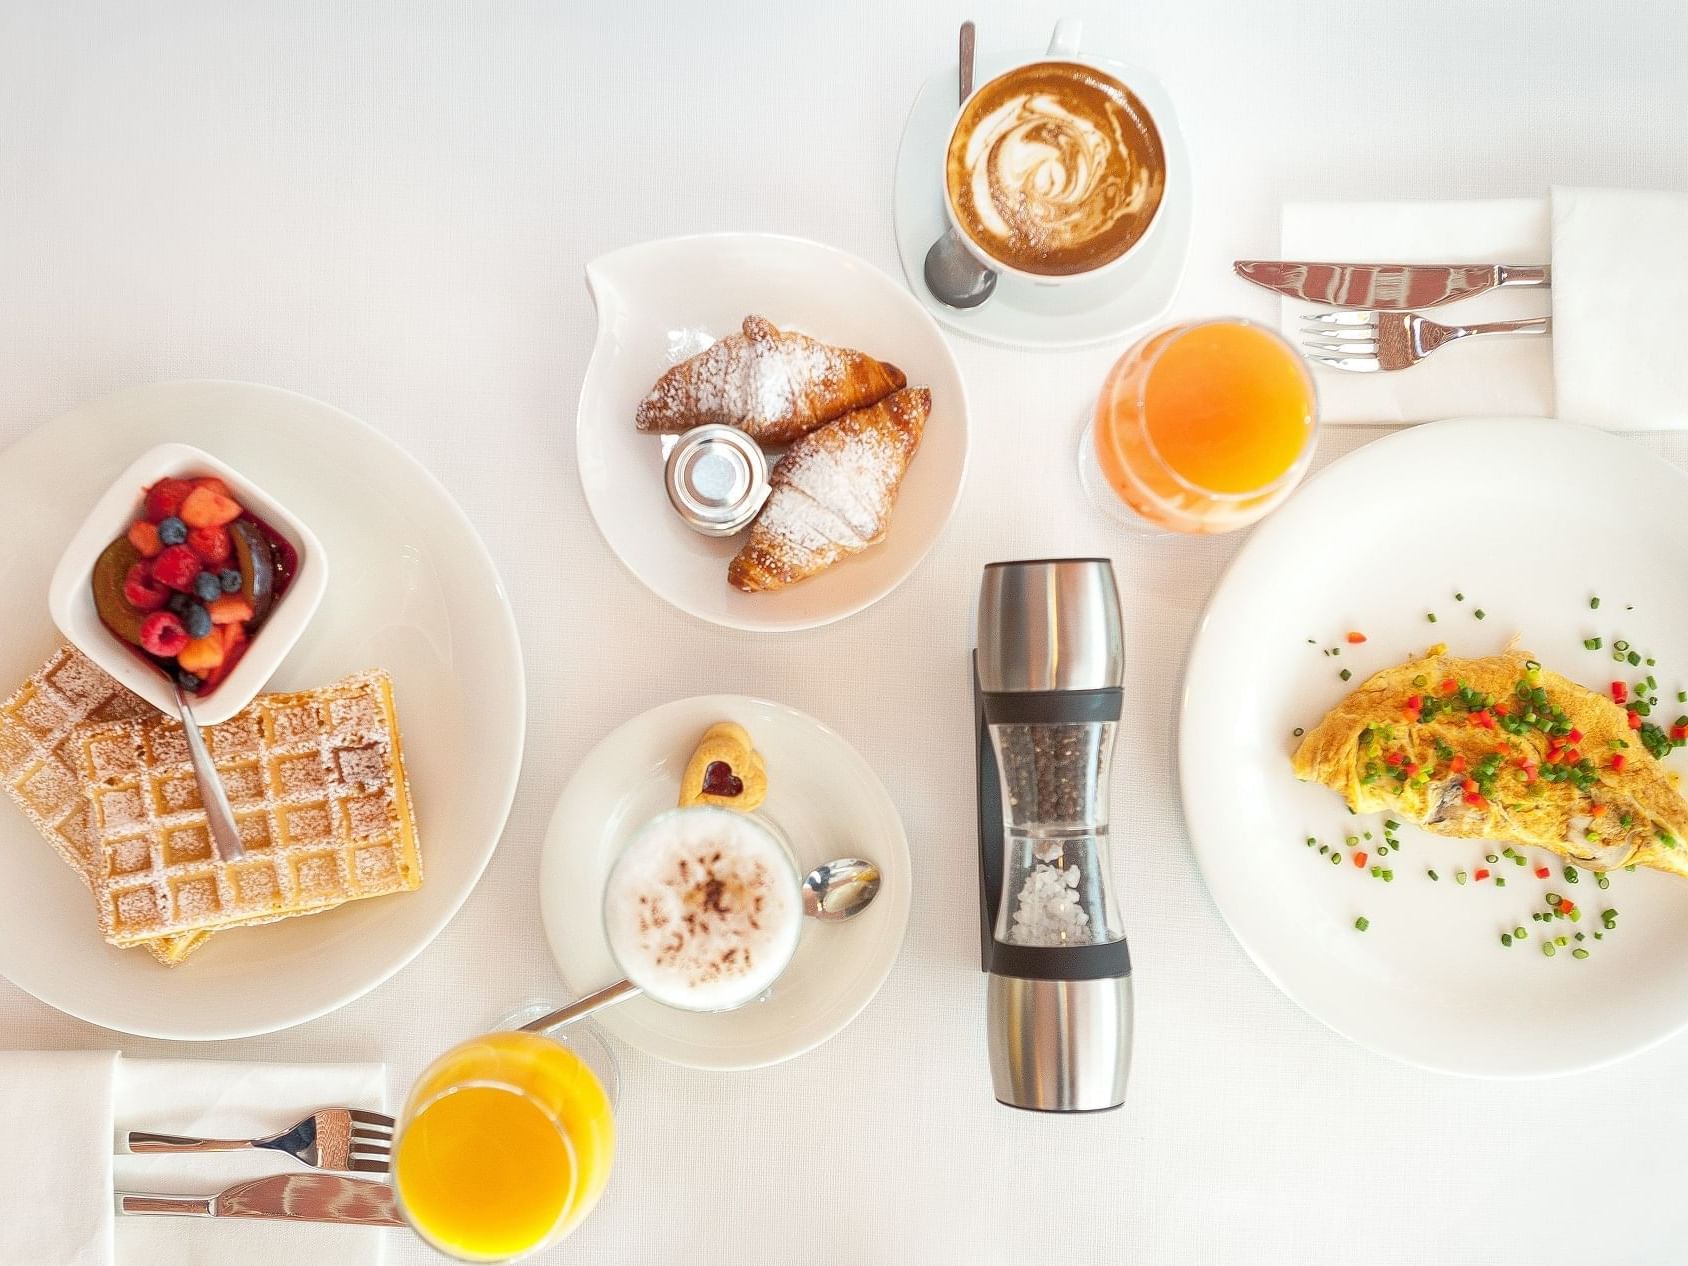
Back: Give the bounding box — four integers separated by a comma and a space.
79, 669, 422, 946
0, 647, 207, 965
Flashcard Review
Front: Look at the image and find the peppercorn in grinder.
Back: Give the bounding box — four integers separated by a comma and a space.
974, 559, 1132, 1112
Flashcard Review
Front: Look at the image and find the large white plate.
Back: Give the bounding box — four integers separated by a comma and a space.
538, 696, 910, 1070
0, 381, 524, 1039
1182, 418, 1688, 1077
576, 233, 969, 632
891, 45, 1192, 350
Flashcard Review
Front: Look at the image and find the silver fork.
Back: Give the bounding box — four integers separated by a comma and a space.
1301, 309, 1549, 372
128, 1107, 394, 1174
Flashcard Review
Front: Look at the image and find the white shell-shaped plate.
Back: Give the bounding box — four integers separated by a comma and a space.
576, 233, 969, 632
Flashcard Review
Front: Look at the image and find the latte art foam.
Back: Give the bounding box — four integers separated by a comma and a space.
946, 61, 1165, 277
603, 808, 802, 1012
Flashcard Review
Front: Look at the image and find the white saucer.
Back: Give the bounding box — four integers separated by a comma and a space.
0, 381, 524, 1039
537, 695, 911, 1071
892, 48, 1193, 350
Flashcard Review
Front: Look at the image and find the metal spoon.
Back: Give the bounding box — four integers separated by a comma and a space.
172, 681, 244, 861
922, 20, 996, 310
519, 856, 882, 1035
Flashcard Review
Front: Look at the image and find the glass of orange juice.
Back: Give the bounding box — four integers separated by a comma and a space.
1078, 317, 1318, 534
393, 1029, 615, 1262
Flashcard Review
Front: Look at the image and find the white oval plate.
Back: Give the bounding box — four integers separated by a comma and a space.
576, 233, 969, 632
0, 381, 524, 1039
1182, 418, 1688, 1077
891, 46, 1192, 350
538, 695, 910, 1070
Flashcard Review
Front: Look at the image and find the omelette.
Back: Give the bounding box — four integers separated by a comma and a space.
1293, 649, 1688, 877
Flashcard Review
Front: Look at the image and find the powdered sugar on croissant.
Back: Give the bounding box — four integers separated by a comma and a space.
728, 387, 931, 593
635, 316, 906, 445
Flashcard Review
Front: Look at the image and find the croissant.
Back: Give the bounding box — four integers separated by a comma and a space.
728, 387, 931, 593
636, 315, 906, 444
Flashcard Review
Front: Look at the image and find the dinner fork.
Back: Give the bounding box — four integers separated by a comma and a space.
1301, 309, 1549, 372
128, 1107, 394, 1174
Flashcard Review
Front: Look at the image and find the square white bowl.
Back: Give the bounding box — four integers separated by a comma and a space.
47, 442, 329, 725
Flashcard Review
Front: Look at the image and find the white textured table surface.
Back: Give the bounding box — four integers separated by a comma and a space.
4, 2, 1688, 1263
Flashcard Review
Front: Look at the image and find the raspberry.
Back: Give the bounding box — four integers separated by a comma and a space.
143, 478, 195, 524
150, 544, 202, 592
122, 563, 168, 611
138, 611, 188, 657
186, 525, 231, 566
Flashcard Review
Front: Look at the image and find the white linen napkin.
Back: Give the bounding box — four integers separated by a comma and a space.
0, 1049, 119, 1265
1277, 198, 1555, 425
1550, 185, 1688, 431
0, 1051, 390, 1266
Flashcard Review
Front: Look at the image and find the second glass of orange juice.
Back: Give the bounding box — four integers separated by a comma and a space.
393, 1030, 615, 1262
1079, 318, 1318, 534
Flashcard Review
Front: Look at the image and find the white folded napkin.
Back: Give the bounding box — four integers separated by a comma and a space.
1278, 198, 1555, 425
0, 1052, 390, 1266
0, 1049, 118, 1265
1550, 185, 1688, 431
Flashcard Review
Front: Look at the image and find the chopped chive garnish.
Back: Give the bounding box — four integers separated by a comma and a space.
1329, 852, 1340, 865
1500, 932, 1512, 947
1629, 651, 1642, 666
1293, 727, 1305, 737
1339, 669, 1352, 681
1354, 916, 1369, 931
1572, 947, 1590, 959
1455, 870, 1468, 885
1564, 866, 1579, 883
1455, 592, 1465, 602
1543, 941, 1557, 957
1584, 637, 1603, 650
1474, 609, 1486, 620
1427, 869, 1439, 880
1596, 873, 1610, 890
1494, 876, 1506, 887
1427, 612, 1438, 623
1615, 640, 1630, 652
1382, 869, 1394, 882
1514, 926, 1527, 938
1590, 596, 1601, 609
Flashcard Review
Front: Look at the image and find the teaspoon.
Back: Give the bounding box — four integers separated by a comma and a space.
922, 20, 997, 310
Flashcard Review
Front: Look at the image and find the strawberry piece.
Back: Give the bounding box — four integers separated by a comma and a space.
143, 478, 196, 524
122, 562, 169, 611
181, 487, 241, 528
208, 595, 254, 625
193, 476, 231, 498
150, 544, 203, 592
177, 632, 226, 674
126, 520, 163, 558
138, 611, 189, 657
186, 525, 231, 566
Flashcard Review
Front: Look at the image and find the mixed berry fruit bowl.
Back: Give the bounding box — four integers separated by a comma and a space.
48, 443, 328, 725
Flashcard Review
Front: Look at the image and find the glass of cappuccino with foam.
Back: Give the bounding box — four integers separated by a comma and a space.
602, 806, 804, 1012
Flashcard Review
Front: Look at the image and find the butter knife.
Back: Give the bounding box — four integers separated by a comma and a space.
117, 1172, 403, 1226
1234, 260, 1550, 309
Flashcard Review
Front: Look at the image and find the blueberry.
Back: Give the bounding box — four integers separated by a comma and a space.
193, 570, 222, 601
219, 568, 242, 593
158, 516, 188, 546
176, 670, 201, 691
167, 592, 192, 616
183, 603, 213, 640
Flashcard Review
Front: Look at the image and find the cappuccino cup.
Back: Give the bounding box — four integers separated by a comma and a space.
942, 18, 1168, 286
602, 806, 803, 1013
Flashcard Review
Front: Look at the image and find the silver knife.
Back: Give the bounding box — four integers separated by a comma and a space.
1234, 260, 1550, 309
117, 1172, 403, 1227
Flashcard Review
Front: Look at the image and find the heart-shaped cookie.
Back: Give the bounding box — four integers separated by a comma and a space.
678, 721, 768, 812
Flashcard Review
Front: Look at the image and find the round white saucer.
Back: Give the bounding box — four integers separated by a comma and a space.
891, 47, 1193, 350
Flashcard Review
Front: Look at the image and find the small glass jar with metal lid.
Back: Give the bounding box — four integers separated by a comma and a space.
663, 425, 771, 536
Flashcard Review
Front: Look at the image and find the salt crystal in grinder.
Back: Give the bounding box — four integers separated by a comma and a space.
974, 559, 1132, 1112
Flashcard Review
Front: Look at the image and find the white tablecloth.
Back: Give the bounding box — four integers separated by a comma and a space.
3, 2, 1687, 1263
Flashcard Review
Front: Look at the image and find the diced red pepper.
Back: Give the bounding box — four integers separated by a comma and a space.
1612, 682, 1629, 704
1353, 851, 1368, 868
1628, 710, 1642, 731
1535, 866, 1551, 879
1469, 710, 1494, 729
1672, 725, 1688, 743
1403, 762, 1420, 777
1346, 631, 1367, 644
1440, 678, 1457, 695
1567, 728, 1583, 744
1465, 794, 1487, 809
1406, 695, 1422, 710
1611, 753, 1628, 772
1565, 748, 1582, 764
1462, 778, 1479, 795
1449, 754, 1469, 774
1590, 803, 1608, 818
1385, 751, 1404, 766
1558, 898, 1575, 914
1474, 867, 1491, 880
1492, 701, 1509, 717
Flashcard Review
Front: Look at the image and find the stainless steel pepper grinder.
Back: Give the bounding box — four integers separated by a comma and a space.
974, 558, 1132, 1112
